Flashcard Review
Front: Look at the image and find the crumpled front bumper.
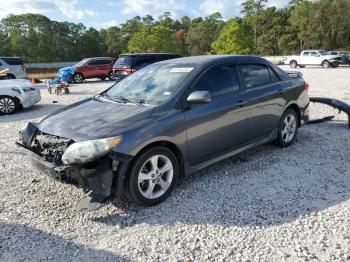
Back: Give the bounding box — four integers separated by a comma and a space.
18, 90, 41, 108
16, 122, 132, 202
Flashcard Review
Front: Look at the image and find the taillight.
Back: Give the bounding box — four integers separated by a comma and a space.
123, 68, 136, 75
304, 82, 309, 90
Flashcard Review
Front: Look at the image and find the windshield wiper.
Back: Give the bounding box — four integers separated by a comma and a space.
114, 96, 144, 106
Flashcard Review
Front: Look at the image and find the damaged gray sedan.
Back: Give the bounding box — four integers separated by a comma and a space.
17, 55, 310, 210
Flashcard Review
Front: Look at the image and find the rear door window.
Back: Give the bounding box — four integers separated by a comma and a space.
96, 59, 112, 66
268, 67, 280, 82
302, 52, 310, 56
1, 57, 23, 65
239, 64, 272, 89
87, 60, 99, 66
192, 65, 240, 97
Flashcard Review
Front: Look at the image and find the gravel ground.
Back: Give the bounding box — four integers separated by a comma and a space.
1, 66, 350, 261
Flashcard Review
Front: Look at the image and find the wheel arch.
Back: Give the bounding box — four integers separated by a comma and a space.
132, 140, 185, 177
284, 103, 301, 127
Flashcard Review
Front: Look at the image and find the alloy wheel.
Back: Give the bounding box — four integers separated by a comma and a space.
281, 114, 297, 143
0, 97, 16, 114
137, 154, 174, 199
74, 74, 83, 83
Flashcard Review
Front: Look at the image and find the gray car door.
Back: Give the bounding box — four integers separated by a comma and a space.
238, 64, 285, 141
185, 64, 250, 166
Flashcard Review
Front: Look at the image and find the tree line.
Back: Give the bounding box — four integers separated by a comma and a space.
0, 0, 349, 62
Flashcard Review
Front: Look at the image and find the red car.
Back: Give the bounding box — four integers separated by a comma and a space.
72, 57, 116, 83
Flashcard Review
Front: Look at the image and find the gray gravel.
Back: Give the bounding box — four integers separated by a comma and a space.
1, 67, 350, 261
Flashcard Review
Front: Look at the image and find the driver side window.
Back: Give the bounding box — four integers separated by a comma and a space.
191, 65, 240, 97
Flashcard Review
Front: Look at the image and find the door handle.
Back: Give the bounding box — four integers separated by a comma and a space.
237, 100, 247, 107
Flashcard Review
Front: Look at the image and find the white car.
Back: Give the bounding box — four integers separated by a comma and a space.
282, 50, 337, 68
0, 79, 41, 114
0, 57, 27, 79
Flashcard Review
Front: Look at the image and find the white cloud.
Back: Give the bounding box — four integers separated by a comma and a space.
0, 0, 95, 20
121, 0, 197, 19
200, 0, 289, 18
200, 0, 243, 18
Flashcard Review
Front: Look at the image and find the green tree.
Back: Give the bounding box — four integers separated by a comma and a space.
128, 25, 177, 53
211, 19, 253, 54
186, 13, 223, 55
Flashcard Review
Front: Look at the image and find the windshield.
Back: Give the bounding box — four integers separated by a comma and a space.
105, 64, 195, 105
74, 59, 89, 67
114, 56, 133, 68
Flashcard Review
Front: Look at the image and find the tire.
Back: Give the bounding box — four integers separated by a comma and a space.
290, 60, 298, 68
322, 60, 331, 68
126, 146, 179, 206
277, 109, 299, 148
100, 76, 106, 81
331, 62, 339, 68
0, 96, 19, 114
108, 71, 115, 81
4, 74, 16, 80
73, 73, 84, 83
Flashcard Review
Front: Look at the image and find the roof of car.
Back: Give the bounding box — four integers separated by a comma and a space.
157, 55, 268, 65
120, 53, 180, 56
85, 57, 114, 60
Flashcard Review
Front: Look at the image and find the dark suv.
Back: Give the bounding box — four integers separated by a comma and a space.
112, 53, 182, 82
17, 55, 309, 210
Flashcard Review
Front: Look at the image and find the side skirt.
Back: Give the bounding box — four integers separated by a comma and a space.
185, 129, 278, 175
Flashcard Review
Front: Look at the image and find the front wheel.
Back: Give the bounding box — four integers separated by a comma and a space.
331, 61, 339, 68
277, 109, 299, 148
0, 96, 19, 114
126, 147, 179, 206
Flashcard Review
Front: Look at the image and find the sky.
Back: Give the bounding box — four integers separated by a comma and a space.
0, 0, 290, 29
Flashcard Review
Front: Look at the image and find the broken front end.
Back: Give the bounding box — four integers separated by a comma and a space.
16, 122, 132, 209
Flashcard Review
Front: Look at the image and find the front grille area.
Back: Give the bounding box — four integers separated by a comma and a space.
30, 132, 71, 165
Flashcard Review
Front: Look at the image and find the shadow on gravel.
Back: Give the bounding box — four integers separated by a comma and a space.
91, 133, 350, 229
0, 104, 65, 124
0, 222, 128, 261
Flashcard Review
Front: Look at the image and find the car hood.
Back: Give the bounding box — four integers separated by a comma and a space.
37, 97, 155, 141
0, 79, 33, 89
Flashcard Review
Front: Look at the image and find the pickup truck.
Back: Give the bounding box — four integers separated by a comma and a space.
282, 50, 337, 68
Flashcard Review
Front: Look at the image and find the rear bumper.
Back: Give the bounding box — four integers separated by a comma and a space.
300, 102, 310, 125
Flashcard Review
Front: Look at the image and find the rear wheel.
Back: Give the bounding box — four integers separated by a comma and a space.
290, 60, 298, 68
322, 60, 331, 68
277, 109, 299, 148
73, 73, 84, 83
0, 96, 19, 114
126, 147, 179, 206
108, 71, 115, 81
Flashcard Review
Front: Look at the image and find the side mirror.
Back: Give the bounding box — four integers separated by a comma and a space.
187, 91, 212, 104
